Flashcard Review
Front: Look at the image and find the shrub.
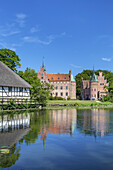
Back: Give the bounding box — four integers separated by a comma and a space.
49, 96, 64, 100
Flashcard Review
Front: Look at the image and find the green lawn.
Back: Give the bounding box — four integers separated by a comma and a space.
47, 100, 113, 106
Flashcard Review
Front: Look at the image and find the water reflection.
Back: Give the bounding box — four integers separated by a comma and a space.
0, 108, 112, 169
77, 109, 110, 137
39, 109, 77, 144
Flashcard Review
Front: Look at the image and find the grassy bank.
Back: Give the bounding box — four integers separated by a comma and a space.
47, 100, 113, 107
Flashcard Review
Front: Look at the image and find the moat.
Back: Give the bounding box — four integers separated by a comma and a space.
0, 108, 113, 169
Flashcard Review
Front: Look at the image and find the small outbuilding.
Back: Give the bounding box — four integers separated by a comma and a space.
0, 61, 32, 99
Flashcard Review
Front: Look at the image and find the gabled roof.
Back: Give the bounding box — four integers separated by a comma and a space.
47, 73, 70, 82
0, 61, 32, 88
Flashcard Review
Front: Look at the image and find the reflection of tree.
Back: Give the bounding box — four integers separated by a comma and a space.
19, 109, 50, 145
0, 144, 20, 168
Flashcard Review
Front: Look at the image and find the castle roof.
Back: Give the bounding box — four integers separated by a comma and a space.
71, 74, 76, 82
90, 68, 98, 82
0, 61, 32, 88
47, 73, 76, 82
47, 73, 70, 81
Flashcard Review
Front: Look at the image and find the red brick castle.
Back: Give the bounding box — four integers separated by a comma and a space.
38, 59, 76, 99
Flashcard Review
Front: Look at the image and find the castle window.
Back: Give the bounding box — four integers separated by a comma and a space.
100, 83, 104, 86
66, 92, 68, 96
41, 74, 43, 76
61, 92, 63, 96
94, 89, 96, 91
92, 89, 93, 91
51, 93, 52, 96
41, 77, 43, 79
60, 86, 63, 89
56, 92, 58, 96
52, 77, 53, 80
44, 81, 46, 83
58, 77, 60, 80
64, 77, 66, 79
95, 94, 96, 97
66, 86, 68, 90
56, 86, 58, 90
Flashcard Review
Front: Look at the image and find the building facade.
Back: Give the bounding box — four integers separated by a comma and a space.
0, 61, 32, 99
81, 70, 109, 100
38, 60, 76, 99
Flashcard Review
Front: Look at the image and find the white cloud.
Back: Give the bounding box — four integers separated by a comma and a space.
70, 64, 82, 68
30, 26, 40, 33
61, 32, 66, 36
16, 13, 27, 27
23, 31, 66, 45
23, 36, 37, 42
0, 41, 16, 51
16, 13, 27, 19
10, 48, 16, 51
23, 36, 52, 45
1, 30, 20, 37
37, 39, 52, 45
102, 58, 111, 62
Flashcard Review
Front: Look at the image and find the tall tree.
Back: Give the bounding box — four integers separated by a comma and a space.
0, 48, 21, 73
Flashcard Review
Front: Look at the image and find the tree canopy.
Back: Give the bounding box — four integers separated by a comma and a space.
18, 68, 53, 105
0, 48, 21, 73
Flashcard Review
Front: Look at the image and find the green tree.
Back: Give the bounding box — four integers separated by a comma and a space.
21, 68, 53, 106
75, 70, 92, 99
0, 48, 21, 73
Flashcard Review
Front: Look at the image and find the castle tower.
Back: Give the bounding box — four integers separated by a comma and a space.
38, 58, 49, 83
90, 67, 98, 100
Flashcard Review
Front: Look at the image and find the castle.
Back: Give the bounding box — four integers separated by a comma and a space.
81, 69, 109, 100
38, 59, 76, 99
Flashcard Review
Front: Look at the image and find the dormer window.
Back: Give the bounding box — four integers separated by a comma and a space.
64, 77, 66, 79
52, 77, 53, 80
58, 77, 60, 80
41, 74, 43, 76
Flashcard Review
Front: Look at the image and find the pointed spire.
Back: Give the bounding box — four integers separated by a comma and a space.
42, 57, 46, 71
92, 65, 95, 77
90, 66, 98, 82
42, 57, 45, 68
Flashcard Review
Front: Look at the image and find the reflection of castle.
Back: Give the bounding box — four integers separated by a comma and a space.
81, 69, 109, 100
82, 109, 109, 137
40, 109, 77, 144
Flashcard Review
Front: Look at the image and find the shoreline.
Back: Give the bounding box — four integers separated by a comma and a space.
0, 103, 113, 112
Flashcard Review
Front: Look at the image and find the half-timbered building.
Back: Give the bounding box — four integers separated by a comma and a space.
0, 61, 32, 99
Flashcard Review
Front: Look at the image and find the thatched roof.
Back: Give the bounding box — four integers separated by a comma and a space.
0, 61, 32, 88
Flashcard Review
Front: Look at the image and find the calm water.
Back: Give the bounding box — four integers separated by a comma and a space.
0, 108, 113, 169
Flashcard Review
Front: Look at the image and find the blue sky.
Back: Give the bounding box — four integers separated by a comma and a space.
0, 0, 113, 76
